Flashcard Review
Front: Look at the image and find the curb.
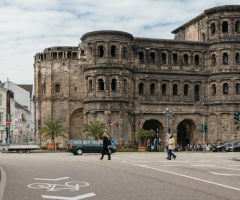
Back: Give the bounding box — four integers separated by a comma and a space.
0, 166, 6, 200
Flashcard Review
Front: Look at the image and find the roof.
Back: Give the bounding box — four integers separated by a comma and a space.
18, 84, 33, 93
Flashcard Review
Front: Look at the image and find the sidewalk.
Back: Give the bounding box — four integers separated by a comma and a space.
1, 150, 67, 153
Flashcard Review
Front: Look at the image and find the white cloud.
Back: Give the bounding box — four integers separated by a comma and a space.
0, 0, 239, 84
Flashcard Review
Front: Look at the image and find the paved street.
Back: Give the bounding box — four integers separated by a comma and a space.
1, 152, 240, 200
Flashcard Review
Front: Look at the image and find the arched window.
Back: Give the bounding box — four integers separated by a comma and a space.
162, 53, 166, 64
98, 79, 104, 91
0, 94, 2, 106
195, 55, 199, 66
89, 80, 92, 92
138, 52, 144, 63
42, 84, 46, 96
123, 47, 128, 59
223, 83, 228, 94
201, 33, 205, 41
173, 53, 178, 65
236, 53, 240, 64
223, 53, 228, 64
98, 46, 104, 57
55, 84, 60, 93
184, 54, 188, 65
173, 84, 178, 95
211, 84, 216, 96
211, 54, 216, 66
124, 79, 127, 92
67, 52, 71, 59
89, 47, 92, 56
195, 85, 199, 101
184, 84, 188, 96
58, 52, 62, 60
139, 83, 144, 94
150, 52, 155, 63
236, 83, 240, 95
111, 46, 116, 57
162, 84, 167, 95
236, 21, 240, 33
223, 21, 228, 33
150, 83, 155, 95
111, 78, 117, 91
210, 23, 216, 35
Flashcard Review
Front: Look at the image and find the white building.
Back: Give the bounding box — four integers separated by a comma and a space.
0, 83, 7, 144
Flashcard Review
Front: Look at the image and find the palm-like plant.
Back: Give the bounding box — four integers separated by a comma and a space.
135, 128, 156, 146
38, 120, 67, 141
82, 121, 107, 140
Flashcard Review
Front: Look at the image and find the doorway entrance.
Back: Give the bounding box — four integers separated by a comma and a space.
143, 119, 163, 139
177, 119, 196, 146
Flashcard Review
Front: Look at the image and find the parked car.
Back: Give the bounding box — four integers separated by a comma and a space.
212, 141, 239, 152
67, 139, 116, 155
225, 142, 240, 152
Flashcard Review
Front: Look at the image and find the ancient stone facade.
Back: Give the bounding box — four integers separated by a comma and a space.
34, 5, 240, 148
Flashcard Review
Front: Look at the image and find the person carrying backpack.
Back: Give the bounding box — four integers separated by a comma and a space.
100, 132, 111, 160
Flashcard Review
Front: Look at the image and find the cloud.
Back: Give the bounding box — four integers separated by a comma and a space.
0, 0, 239, 84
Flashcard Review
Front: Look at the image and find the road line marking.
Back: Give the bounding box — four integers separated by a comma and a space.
122, 161, 240, 191
228, 165, 240, 166
161, 165, 179, 166
42, 193, 96, 200
191, 165, 216, 167
209, 171, 240, 176
34, 177, 69, 181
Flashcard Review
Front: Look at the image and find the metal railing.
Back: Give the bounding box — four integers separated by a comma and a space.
8, 138, 40, 145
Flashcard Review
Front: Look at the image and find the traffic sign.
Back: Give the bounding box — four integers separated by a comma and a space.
110, 122, 113, 127
110, 140, 115, 146
6, 120, 11, 125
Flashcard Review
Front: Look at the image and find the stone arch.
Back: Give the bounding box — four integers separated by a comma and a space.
70, 108, 84, 140
177, 119, 197, 146
142, 119, 164, 139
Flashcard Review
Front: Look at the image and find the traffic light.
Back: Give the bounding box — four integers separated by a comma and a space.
200, 124, 204, 132
168, 128, 171, 133
234, 112, 240, 121
204, 124, 208, 132
4, 127, 8, 133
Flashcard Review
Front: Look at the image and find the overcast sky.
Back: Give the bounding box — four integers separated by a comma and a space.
0, 0, 240, 85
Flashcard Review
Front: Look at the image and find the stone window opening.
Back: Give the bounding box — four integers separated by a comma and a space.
210, 23, 216, 35
184, 84, 188, 96
150, 83, 155, 95
44, 54, 46, 60
67, 52, 71, 59
55, 84, 60, 93
122, 47, 128, 59
184, 54, 188, 65
223, 53, 228, 65
173, 84, 178, 95
236, 83, 240, 95
173, 53, 178, 65
98, 79, 104, 91
162, 84, 167, 95
211, 54, 216, 65
236, 21, 240, 33
89, 47, 93, 56
222, 21, 228, 33
74, 87, 77, 92
73, 52, 77, 60
40, 54, 43, 61
98, 46, 104, 57
211, 84, 216, 95
138, 52, 144, 63
139, 83, 144, 94
81, 50, 84, 55
53, 52, 57, 60
195, 55, 199, 66
111, 78, 117, 91
111, 46, 116, 57
223, 83, 228, 94
58, 52, 62, 60
201, 33, 205, 41
42, 84, 46, 96
195, 85, 199, 101
162, 53, 166, 64
236, 53, 240, 63
124, 79, 127, 92
150, 52, 155, 63
89, 80, 92, 92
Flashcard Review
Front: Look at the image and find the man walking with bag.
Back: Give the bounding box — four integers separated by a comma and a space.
100, 133, 111, 160
168, 134, 177, 160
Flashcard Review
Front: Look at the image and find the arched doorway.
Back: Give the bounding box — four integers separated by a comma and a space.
70, 109, 84, 140
177, 119, 196, 146
143, 119, 164, 139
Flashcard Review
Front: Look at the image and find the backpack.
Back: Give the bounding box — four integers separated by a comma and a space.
108, 139, 111, 145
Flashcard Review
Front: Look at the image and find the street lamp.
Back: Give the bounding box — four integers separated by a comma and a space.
163, 108, 172, 133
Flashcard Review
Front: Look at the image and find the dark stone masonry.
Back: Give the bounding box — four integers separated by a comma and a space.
34, 5, 240, 148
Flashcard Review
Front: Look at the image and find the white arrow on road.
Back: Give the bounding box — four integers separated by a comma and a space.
42, 193, 96, 200
34, 177, 70, 181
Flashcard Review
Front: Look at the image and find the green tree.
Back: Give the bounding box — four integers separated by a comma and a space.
82, 121, 108, 140
38, 120, 67, 141
135, 128, 156, 146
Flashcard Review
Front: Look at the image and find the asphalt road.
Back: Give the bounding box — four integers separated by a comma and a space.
1, 151, 240, 200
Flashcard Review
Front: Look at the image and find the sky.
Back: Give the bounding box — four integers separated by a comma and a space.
0, 0, 240, 85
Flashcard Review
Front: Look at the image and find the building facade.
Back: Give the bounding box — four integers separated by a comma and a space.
34, 5, 240, 148
0, 83, 7, 144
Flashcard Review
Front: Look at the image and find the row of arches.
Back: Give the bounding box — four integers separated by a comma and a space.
93, 45, 128, 59
210, 83, 240, 95
210, 52, 240, 65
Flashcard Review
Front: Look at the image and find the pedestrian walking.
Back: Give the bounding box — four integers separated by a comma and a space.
99, 133, 111, 160
168, 134, 176, 160
5, 137, 7, 145
165, 132, 170, 159
158, 138, 162, 152
154, 138, 157, 152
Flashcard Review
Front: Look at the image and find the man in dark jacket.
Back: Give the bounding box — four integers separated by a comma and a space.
100, 133, 111, 160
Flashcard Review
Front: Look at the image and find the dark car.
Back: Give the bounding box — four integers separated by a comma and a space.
67, 139, 116, 155
212, 141, 239, 152
225, 142, 240, 152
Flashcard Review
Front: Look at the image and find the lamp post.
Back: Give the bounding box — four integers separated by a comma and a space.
163, 108, 172, 133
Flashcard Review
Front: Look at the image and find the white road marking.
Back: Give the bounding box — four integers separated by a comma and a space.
228, 165, 240, 166
191, 165, 216, 167
209, 171, 240, 176
161, 165, 179, 167
122, 161, 240, 191
42, 193, 96, 200
34, 177, 70, 181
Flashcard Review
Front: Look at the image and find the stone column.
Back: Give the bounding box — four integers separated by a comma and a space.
157, 80, 161, 101
135, 78, 139, 99
105, 74, 110, 97
201, 81, 205, 101
231, 78, 235, 98
217, 80, 221, 97
92, 42, 96, 64
118, 42, 122, 61
146, 79, 150, 99
169, 80, 173, 101
217, 17, 221, 41
230, 16, 234, 37
202, 51, 205, 70
92, 75, 96, 97
105, 41, 109, 59
191, 81, 195, 100
57, 52, 59, 60
206, 21, 210, 41
217, 49, 220, 67
231, 48, 234, 68
85, 77, 88, 98
180, 80, 184, 101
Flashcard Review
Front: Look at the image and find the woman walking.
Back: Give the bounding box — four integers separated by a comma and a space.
100, 132, 111, 160
168, 134, 176, 160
